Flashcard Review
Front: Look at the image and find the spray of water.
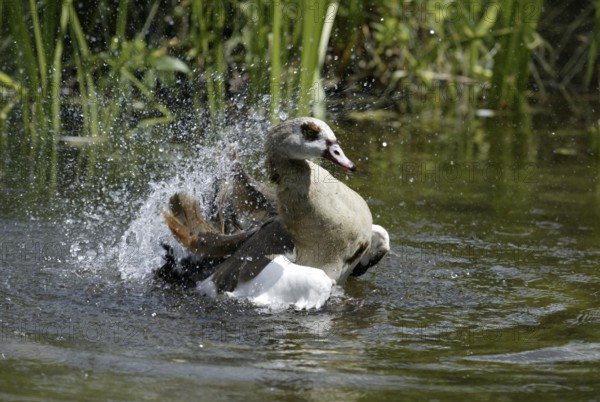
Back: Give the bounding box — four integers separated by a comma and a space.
69, 115, 272, 284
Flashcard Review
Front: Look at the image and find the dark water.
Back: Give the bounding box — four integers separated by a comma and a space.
1, 114, 600, 401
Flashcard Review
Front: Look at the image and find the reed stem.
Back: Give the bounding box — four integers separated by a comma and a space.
270, 0, 282, 122
297, 0, 325, 116
28, 0, 47, 95
585, 0, 600, 86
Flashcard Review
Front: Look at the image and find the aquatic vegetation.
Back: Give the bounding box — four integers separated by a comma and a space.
0, 0, 598, 189
587, 0, 600, 86
488, 0, 543, 110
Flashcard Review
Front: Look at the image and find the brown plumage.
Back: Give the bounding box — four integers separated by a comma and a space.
163, 193, 258, 258
207, 167, 278, 234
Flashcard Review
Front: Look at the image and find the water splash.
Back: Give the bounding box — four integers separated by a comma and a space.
70, 116, 272, 283
119, 118, 271, 281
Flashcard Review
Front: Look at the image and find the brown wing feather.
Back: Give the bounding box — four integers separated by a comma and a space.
163, 193, 258, 257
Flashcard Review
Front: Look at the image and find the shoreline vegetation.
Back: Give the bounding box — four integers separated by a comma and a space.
0, 0, 599, 189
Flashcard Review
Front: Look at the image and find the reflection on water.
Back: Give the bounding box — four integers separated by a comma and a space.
1, 113, 600, 400
464, 341, 600, 364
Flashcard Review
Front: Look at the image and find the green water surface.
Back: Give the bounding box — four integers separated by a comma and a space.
1, 113, 599, 401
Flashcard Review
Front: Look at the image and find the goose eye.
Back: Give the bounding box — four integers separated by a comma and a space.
301, 122, 321, 141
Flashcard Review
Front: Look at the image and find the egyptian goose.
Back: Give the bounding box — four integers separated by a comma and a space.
264, 117, 374, 284
159, 117, 388, 309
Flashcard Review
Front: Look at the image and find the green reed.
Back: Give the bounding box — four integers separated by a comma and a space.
297, 0, 324, 116
586, 0, 600, 86
490, 0, 543, 111
188, 0, 338, 123
313, 1, 338, 119
269, 0, 282, 122
191, 0, 226, 123
6, 0, 49, 188
1, 0, 599, 189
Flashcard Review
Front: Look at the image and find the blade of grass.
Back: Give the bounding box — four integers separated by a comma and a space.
213, 2, 225, 117
0, 1, 4, 38
270, 0, 282, 122
490, 0, 542, 110
7, 0, 46, 149
313, 1, 338, 119
68, 2, 99, 138
47, 0, 70, 190
42, 0, 58, 63
51, 2, 68, 137
297, 0, 326, 116
7, 0, 39, 91
585, 0, 600, 86
29, 0, 47, 94
194, 0, 215, 119
238, 0, 268, 107
140, 1, 159, 39
116, 0, 129, 38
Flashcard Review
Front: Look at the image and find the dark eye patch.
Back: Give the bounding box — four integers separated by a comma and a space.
301, 121, 321, 141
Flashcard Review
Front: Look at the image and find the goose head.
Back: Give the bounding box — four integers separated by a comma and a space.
266, 117, 355, 173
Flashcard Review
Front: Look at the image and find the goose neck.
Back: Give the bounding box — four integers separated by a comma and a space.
266, 154, 311, 185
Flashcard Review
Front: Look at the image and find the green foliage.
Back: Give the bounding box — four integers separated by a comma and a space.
0, 0, 599, 188
489, 0, 543, 110
360, 0, 545, 112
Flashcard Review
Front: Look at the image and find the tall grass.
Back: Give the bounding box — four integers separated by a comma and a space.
364, 0, 548, 113
490, 0, 544, 110
6, 0, 51, 188
1, 1, 599, 188
191, 0, 226, 124
1, 0, 342, 186
269, 0, 282, 122
297, 0, 327, 116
